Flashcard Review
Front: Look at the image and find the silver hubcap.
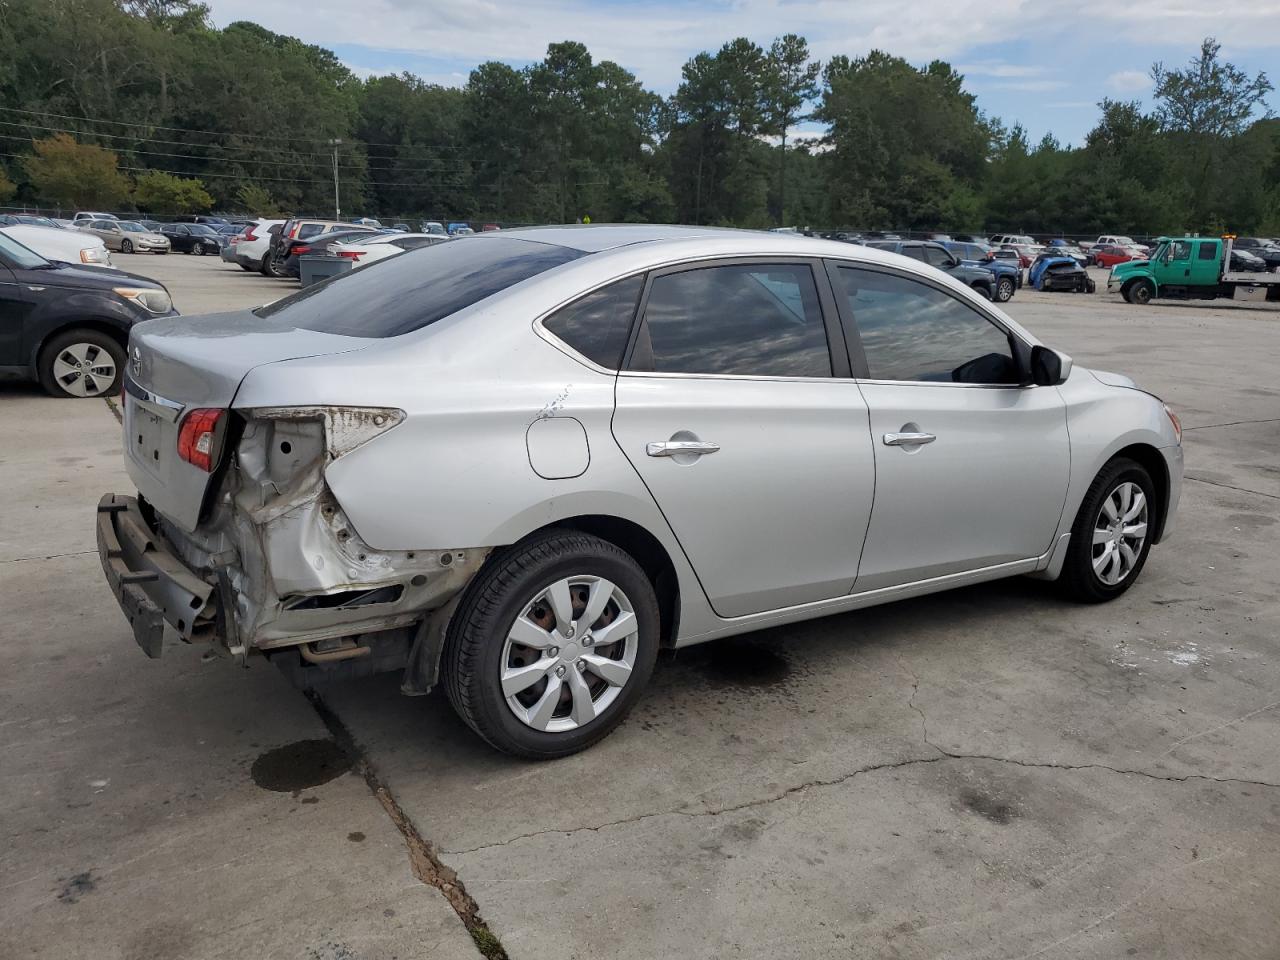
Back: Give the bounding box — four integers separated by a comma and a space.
1092, 481, 1148, 585
500, 575, 639, 733
51, 343, 115, 397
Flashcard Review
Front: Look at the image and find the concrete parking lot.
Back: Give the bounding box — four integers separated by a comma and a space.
3, 252, 1278, 960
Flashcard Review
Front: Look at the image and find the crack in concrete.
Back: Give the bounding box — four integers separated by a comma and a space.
1184, 475, 1280, 501
103, 395, 122, 425
1183, 417, 1280, 432
306, 692, 509, 960
445, 679, 1280, 858
0, 549, 97, 565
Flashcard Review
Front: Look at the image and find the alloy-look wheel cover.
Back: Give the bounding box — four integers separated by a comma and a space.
52, 342, 116, 397
1092, 481, 1148, 586
500, 575, 639, 733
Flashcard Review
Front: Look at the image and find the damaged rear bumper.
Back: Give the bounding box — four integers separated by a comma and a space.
96, 493, 218, 658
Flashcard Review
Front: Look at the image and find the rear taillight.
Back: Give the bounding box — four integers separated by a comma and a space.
244, 226, 259, 241
337, 250, 364, 259
289, 225, 300, 239
292, 245, 311, 255
177, 408, 225, 472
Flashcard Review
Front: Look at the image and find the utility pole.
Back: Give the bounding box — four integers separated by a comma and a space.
328, 138, 342, 220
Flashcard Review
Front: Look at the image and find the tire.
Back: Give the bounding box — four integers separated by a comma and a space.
442, 529, 660, 759
37, 328, 125, 399
262, 254, 287, 278
1058, 458, 1157, 603
1128, 279, 1154, 305
192, 241, 205, 256
973, 282, 994, 301
120, 239, 133, 254
995, 276, 1015, 302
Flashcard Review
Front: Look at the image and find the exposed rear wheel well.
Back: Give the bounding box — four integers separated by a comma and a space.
1111, 443, 1170, 541
539, 515, 680, 647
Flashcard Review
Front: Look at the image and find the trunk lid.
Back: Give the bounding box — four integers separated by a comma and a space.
124, 310, 370, 532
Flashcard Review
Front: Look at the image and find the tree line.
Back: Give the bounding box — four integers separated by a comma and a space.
0, 0, 1275, 235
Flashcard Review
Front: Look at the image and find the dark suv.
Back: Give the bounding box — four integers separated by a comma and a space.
1231, 238, 1280, 270
0, 229, 176, 397
865, 240, 1001, 301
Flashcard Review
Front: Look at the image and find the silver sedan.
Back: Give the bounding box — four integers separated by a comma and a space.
98, 226, 1183, 757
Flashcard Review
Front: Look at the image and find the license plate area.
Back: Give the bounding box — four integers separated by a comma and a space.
125, 389, 180, 479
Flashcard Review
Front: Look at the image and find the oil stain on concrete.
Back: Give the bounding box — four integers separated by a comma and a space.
250, 739, 351, 793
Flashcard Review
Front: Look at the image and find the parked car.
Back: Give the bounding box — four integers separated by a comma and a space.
999, 243, 1043, 269
228, 219, 284, 273
389, 223, 413, 233
943, 241, 1023, 296
1090, 235, 1150, 255
72, 211, 118, 223
0, 229, 174, 397
481, 223, 501, 232
264, 219, 373, 277
1, 223, 112, 267
78, 219, 170, 255
1044, 239, 1090, 265
989, 233, 1038, 248
0, 214, 65, 229
866, 240, 1000, 300
950, 233, 987, 244
96, 226, 1183, 758
158, 222, 222, 255
281, 229, 384, 277
421, 221, 448, 236
172, 215, 229, 225
328, 232, 450, 266
1231, 238, 1280, 270
447, 222, 475, 236
1093, 244, 1147, 269
1030, 253, 1096, 293
1229, 248, 1268, 273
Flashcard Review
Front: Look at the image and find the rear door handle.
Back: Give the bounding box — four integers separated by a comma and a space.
883, 432, 936, 447
647, 440, 720, 457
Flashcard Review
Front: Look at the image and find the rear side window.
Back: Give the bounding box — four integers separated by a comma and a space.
1198, 241, 1219, 260
628, 263, 831, 378
255, 237, 583, 338
543, 275, 642, 369
297, 224, 324, 239
833, 266, 1018, 385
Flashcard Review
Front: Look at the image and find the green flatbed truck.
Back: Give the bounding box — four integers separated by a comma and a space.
1107, 236, 1280, 305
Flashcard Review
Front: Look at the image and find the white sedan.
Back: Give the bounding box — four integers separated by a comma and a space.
329, 232, 449, 266
0, 224, 112, 268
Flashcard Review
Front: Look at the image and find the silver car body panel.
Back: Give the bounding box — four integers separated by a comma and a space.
110, 226, 1182, 659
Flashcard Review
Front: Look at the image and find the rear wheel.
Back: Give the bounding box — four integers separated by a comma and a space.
442, 530, 660, 759
1058, 458, 1156, 603
995, 276, 1015, 302
37, 329, 124, 399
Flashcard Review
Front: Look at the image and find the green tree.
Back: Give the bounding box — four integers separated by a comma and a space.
235, 182, 277, 215
133, 169, 213, 212
22, 134, 132, 209
763, 34, 819, 225
0, 168, 15, 202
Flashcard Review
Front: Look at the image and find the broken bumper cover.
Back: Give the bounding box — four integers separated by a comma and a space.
96, 493, 217, 658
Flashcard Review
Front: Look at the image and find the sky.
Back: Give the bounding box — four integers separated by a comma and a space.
204, 0, 1279, 147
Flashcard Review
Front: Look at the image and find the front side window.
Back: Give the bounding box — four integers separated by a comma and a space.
833, 266, 1018, 385
1170, 241, 1192, 261
922, 245, 952, 267
543, 275, 642, 369
628, 263, 831, 378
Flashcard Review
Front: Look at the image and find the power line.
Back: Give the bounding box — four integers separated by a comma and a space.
0, 104, 466, 151
0, 123, 469, 173
0, 151, 469, 188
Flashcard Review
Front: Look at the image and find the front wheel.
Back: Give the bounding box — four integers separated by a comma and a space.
192, 241, 205, 256
120, 239, 133, 254
37, 329, 125, 399
442, 530, 660, 759
995, 276, 1015, 302
1058, 458, 1156, 603
1127, 279, 1154, 305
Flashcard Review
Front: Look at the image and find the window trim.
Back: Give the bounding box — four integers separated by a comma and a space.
531, 269, 649, 375
619, 256, 851, 382
823, 257, 1033, 389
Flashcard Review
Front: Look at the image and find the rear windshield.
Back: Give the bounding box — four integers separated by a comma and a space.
254, 236, 584, 338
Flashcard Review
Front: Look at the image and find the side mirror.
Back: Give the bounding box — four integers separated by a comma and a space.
1030, 345, 1072, 386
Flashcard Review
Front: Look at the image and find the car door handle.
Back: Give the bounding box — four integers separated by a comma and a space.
883, 432, 936, 446
647, 440, 720, 457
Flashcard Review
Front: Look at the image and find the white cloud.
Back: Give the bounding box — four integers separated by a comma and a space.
957, 60, 1046, 78
1106, 69, 1151, 93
